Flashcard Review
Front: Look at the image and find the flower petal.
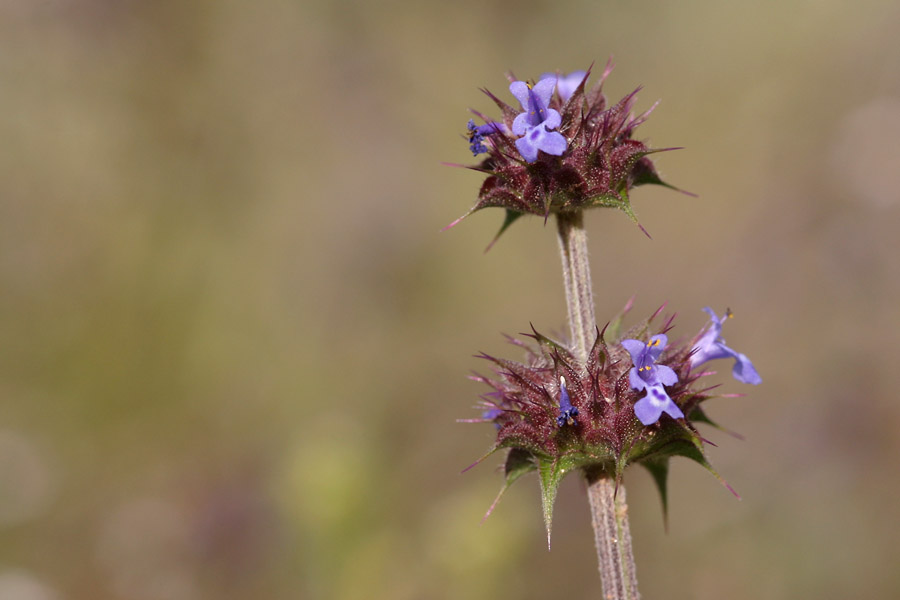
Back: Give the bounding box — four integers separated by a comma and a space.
542, 109, 562, 130
633, 396, 663, 426
634, 385, 684, 425
537, 130, 567, 156
732, 353, 762, 385
647, 334, 668, 361
558, 71, 587, 102
509, 81, 530, 111
702, 306, 723, 326
691, 342, 731, 366
531, 77, 556, 108
655, 364, 679, 386
512, 112, 530, 137
621, 339, 645, 363
477, 122, 506, 136
515, 136, 539, 163
629, 367, 648, 391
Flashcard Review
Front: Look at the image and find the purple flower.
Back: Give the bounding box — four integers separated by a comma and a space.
691, 308, 762, 385
467, 119, 505, 156
481, 406, 503, 430
556, 376, 579, 427
622, 335, 684, 425
509, 79, 567, 163
482, 407, 503, 421
541, 70, 587, 102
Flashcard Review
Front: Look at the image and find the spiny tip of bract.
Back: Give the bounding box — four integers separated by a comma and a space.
442, 210, 473, 232
481, 485, 506, 524
461, 446, 499, 474
724, 480, 741, 500
648, 302, 668, 323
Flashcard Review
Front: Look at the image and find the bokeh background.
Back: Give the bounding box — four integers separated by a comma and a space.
2, 1, 899, 599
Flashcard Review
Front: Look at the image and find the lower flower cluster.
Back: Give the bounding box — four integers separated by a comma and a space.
466, 306, 759, 535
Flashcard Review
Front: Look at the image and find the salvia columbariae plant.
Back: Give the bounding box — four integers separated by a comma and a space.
450, 61, 761, 600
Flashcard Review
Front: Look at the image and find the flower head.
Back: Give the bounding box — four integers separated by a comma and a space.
621, 335, 684, 425
466, 304, 751, 539
691, 308, 762, 385
451, 61, 689, 245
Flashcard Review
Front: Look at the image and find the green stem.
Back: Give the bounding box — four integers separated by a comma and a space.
556, 212, 640, 600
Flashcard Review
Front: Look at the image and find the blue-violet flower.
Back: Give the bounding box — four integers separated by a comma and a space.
509, 78, 567, 163
541, 70, 587, 103
691, 308, 762, 385
622, 335, 684, 425
467, 119, 505, 156
556, 376, 579, 427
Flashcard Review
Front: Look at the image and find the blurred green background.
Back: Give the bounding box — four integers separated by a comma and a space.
2, 1, 899, 599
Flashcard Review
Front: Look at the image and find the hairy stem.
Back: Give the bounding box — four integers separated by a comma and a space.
555, 211, 595, 363
556, 211, 640, 600
586, 471, 640, 600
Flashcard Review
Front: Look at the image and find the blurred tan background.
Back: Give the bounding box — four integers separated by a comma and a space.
1, 1, 899, 599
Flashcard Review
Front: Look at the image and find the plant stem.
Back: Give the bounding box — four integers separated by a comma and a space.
586, 471, 641, 600
555, 211, 595, 364
556, 211, 640, 600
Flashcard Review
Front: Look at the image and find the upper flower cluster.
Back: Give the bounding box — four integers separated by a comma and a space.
452, 62, 686, 243
467, 305, 759, 535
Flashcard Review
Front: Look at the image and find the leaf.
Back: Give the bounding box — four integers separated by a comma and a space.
689, 405, 745, 440
482, 449, 537, 523
505, 447, 537, 479
537, 454, 578, 549
659, 429, 740, 500
485, 209, 524, 252
640, 458, 671, 531
587, 188, 645, 237
631, 151, 697, 198
587, 192, 633, 215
